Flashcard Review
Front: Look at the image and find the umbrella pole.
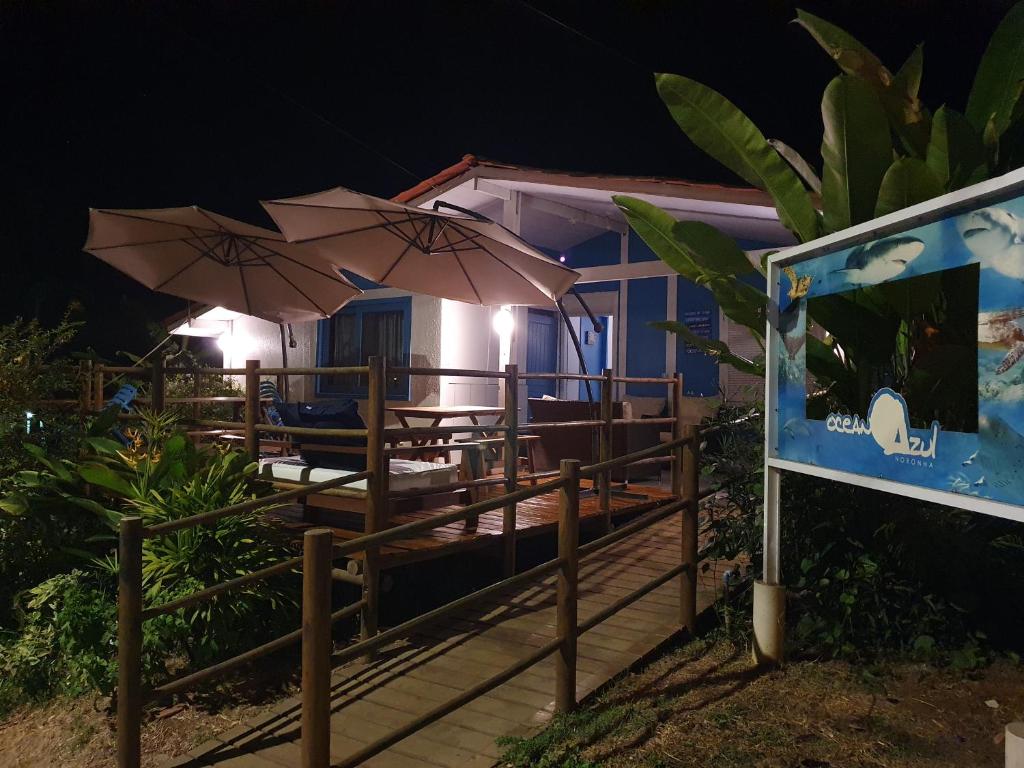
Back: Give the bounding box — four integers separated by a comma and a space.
278, 324, 290, 401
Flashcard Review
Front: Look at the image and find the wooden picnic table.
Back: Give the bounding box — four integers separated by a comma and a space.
385, 405, 507, 460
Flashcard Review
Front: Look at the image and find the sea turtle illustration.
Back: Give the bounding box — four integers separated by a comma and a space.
979, 308, 1024, 375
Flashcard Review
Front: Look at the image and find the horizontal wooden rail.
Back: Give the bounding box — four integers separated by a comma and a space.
100, 366, 147, 374
331, 556, 564, 667
141, 556, 304, 619
519, 420, 604, 431
384, 424, 508, 439
578, 497, 688, 559
611, 416, 678, 427
149, 598, 365, 700
194, 419, 369, 439
335, 637, 562, 768
256, 366, 369, 376
389, 366, 509, 379
578, 562, 688, 635
329, 478, 566, 560
580, 433, 693, 477
145, 470, 372, 535
518, 372, 605, 382
386, 476, 506, 498
163, 367, 246, 376
613, 375, 674, 384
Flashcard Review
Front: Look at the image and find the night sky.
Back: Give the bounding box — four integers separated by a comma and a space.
2, 0, 1015, 358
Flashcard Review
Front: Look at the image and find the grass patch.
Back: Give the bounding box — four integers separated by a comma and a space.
498, 638, 1024, 767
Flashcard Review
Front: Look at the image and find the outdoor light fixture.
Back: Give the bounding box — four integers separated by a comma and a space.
216, 332, 252, 358
492, 307, 515, 337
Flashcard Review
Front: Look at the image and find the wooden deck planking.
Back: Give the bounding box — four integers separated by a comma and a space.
274, 481, 675, 569
175, 512, 730, 768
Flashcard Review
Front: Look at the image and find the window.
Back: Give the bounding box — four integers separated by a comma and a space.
316, 297, 412, 399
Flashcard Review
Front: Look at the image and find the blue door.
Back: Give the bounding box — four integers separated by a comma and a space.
526, 309, 558, 399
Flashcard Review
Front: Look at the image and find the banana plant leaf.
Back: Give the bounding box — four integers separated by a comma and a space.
874, 158, 944, 218
796, 9, 930, 157
820, 75, 892, 232
654, 73, 819, 242
966, 1, 1024, 138
926, 106, 987, 190
768, 139, 822, 194
653, 320, 765, 377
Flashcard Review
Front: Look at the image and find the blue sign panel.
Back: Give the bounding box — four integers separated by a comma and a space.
770, 180, 1024, 511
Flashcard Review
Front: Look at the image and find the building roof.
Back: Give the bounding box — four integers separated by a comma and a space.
392, 154, 778, 208
392, 155, 792, 250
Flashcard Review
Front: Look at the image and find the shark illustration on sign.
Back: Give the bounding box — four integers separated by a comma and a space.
831, 236, 925, 284
959, 207, 1024, 278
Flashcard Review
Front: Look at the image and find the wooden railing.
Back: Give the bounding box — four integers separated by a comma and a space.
83, 356, 707, 768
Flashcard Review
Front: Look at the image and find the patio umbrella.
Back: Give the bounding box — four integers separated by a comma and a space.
84, 206, 362, 396
261, 187, 580, 306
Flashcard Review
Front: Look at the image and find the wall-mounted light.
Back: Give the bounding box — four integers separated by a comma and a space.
492, 307, 515, 337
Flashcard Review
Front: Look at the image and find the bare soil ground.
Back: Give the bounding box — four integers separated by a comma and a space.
497, 639, 1024, 768
0, 689, 290, 768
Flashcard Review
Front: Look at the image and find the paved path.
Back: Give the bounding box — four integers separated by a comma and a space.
171, 513, 726, 768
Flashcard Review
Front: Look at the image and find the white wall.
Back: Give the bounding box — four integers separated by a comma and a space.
439, 299, 500, 407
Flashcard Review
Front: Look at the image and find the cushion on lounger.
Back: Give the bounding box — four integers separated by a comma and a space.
276, 399, 368, 471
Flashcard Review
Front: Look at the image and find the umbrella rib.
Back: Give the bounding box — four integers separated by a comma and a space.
87, 235, 213, 251
151, 235, 229, 291
378, 216, 432, 284
237, 242, 253, 316
440, 226, 482, 304
91, 208, 220, 235
465, 232, 550, 300
258, 254, 331, 317
243, 239, 358, 287
280, 212, 432, 245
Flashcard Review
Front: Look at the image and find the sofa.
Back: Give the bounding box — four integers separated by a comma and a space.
527, 398, 663, 481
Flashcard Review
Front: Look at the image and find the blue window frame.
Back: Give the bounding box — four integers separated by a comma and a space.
316, 297, 412, 400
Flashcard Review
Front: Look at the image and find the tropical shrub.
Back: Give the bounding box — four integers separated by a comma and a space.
0, 410, 299, 705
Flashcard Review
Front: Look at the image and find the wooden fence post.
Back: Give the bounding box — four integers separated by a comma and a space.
671, 373, 684, 499
117, 516, 144, 768
191, 364, 201, 424
599, 368, 613, 533
150, 356, 165, 413
301, 528, 333, 768
555, 459, 580, 713
362, 356, 386, 657
502, 363, 519, 577
94, 363, 106, 412
680, 423, 700, 633
244, 359, 260, 461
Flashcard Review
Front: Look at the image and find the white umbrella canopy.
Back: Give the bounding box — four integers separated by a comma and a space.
261, 187, 580, 306
84, 206, 362, 324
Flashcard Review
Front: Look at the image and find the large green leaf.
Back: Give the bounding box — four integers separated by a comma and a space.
925, 106, 987, 190
966, 1, 1024, 137
654, 73, 819, 242
893, 43, 924, 101
653, 321, 765, 377
768, 139, 822, 194
796, 9, 929, 156
874, 158, 944, 218
820, 75, 892, 232
79, 463, 136, 497
671, 221, 757, 277
612, 196, 703, 283
613, 196, 766, 333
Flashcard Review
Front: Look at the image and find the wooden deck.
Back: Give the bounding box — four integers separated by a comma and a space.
170, 510, 728, 768
276, 480, 677, 569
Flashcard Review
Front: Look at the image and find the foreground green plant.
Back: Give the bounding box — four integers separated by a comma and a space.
0, 411, 298, 708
